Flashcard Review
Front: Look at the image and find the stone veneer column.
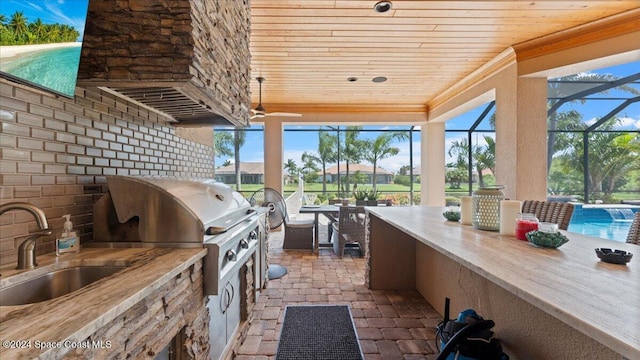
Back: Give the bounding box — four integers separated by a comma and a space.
495, 76, 548, 201
420, 122, 446, 206
263, 119, 284, 195
70, 259, 209, 359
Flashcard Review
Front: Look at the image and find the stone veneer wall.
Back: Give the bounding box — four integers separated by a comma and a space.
0, 81, 215, 266
79, 0, 251, 126
68, 259, 209, 359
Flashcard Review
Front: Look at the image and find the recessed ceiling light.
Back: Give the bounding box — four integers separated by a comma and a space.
374, 1, 392, 13
347, 77, 358, 82
372, 76, 387, 83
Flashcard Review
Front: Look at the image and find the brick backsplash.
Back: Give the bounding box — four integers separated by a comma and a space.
0, 81, 214, 266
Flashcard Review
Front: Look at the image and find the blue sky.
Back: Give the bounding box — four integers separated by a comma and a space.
220, 61, 639, 174
0, 0, 89, 40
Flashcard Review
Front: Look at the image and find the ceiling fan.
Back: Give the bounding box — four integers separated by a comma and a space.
250, 77, 302, 119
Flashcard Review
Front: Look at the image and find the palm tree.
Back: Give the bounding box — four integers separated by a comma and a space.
9, 11, 28, 42
317, 132, 337, 194
300, 151, 320, 184
46, 25, 60, 43
214, 130, 245, 188
232, 129, 247, 190
475, 136, 495, 177
448, 135, 495, 188
30, 18, 45, 44
284, 159, 299, 183
363, 132, 409, 188
558, 120, 640, 197
214, 132, 234, 158
341, 126, 365, 194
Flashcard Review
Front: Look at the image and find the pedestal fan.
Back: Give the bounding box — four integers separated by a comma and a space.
249, 188, 288, 280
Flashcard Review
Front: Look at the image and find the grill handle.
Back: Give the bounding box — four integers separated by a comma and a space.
206, 209, 257, 235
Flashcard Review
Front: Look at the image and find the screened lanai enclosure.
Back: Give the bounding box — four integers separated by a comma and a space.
213, 62, 639, 240
446, 63, 639, 205
214, 62, 639, 203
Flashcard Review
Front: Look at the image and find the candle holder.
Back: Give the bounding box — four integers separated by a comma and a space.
472, 186, 505, 231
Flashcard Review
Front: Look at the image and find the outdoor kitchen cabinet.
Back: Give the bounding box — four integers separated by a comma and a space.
208, 269, 242, 360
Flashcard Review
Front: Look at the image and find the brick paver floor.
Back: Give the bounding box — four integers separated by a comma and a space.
235, 226, 442, 360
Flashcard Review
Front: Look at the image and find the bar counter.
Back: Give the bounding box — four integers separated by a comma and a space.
366, 206, 639, 360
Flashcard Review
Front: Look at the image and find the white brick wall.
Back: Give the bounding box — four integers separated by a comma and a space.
0, 81, 214, 266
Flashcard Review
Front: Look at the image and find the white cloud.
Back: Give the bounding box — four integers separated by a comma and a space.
283, 149, 308, 166
25, 1, 44, 11
619, 116, 640, 129
584, 117, 598, 126
42, 1, 87, 37
376, 140, 421, 172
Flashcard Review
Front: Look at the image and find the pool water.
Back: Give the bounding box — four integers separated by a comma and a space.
567, 220, 631, 242
0, 46, 82, 97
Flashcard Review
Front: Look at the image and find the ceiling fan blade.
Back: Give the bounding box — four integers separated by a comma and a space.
265, 112, 302, 117
251, 77, 303, 119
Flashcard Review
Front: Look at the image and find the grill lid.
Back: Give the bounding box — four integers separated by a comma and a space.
106, 175, 250, 243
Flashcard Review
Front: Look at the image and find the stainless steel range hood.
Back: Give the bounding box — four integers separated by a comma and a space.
77, 0, 251, 127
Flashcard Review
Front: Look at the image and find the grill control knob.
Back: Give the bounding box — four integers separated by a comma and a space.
226, 250, 237, 261
240, 239, 249, 249
249, 231, 258, 240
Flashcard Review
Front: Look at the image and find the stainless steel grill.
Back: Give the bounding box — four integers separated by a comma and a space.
91, 175, 268, 296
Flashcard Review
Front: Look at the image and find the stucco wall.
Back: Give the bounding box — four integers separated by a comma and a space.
415, 242, 620, 359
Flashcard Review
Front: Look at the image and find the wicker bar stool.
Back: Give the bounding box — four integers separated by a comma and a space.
521, 200, 574, 230
332, 206, 366, 258
626, 211, 640, 245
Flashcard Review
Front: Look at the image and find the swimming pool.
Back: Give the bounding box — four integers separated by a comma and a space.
567, 220, 631, 242
567, 204, 638, 242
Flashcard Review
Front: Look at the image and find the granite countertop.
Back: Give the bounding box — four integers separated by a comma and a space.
365, 206, 640, 359
0, 247, 207, 359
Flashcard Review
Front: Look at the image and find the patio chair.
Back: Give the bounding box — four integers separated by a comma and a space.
331, 206, 366, 258
283, 213, 315, 250
626, 211, 640, 245
521, 200, 574, 230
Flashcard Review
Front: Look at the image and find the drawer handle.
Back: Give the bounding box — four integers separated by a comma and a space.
226, 250, 237, 261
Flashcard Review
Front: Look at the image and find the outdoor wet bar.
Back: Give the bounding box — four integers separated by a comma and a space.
366, 206, 639, 360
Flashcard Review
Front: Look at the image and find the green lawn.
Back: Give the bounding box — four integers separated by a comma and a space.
230, 183, 638, 204
232, 182, 421, 198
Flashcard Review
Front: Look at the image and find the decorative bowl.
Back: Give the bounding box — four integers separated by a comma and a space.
525, 230, 569, 248
442, 210, 461, 222
595, 248, 633, 265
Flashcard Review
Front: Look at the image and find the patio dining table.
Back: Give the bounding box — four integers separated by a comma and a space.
298, 205, 340, 253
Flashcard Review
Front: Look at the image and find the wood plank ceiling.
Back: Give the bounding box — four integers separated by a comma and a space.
249, 0, 639, 118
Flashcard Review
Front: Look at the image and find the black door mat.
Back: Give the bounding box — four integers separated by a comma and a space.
276, 305, 364, 360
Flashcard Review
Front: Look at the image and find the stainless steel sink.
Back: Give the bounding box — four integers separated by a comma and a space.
0, 266, 126, 306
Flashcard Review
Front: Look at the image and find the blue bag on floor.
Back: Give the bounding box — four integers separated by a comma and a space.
436, 299, 509, 360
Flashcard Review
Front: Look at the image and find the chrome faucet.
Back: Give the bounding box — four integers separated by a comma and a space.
0, 202, 52, 269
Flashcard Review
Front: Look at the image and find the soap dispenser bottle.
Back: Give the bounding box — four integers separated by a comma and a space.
57, 214, 79, 255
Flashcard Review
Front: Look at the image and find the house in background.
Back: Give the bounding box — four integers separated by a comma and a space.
215, 162, 264, 184
412, 165, 421, 183
322, 164, 394, 185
